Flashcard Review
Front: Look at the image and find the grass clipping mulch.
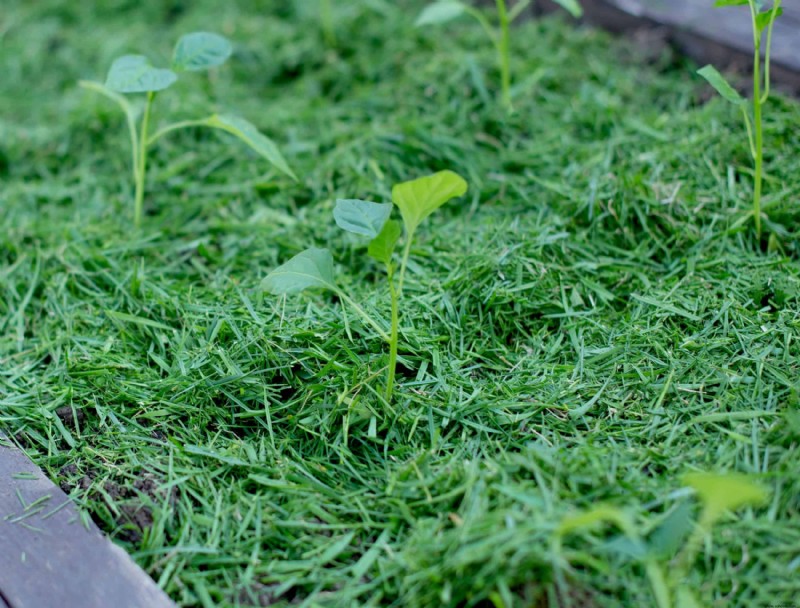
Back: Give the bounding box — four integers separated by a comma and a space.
1, 0, 799, 606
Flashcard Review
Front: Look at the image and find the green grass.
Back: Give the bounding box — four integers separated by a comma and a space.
2, 1, 800, 606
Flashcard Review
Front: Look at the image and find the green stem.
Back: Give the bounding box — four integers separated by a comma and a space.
147, 119, 211, 146
495, 0, 512, 111
751, 13, 763, 239
78, 81, 140, 189
396, 230, 415, 297
760, 0, 780, 103
385, 266, 399, 402
134, 92, 155, 229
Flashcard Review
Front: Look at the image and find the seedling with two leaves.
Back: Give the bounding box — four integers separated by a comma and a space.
697, 0, 783, 238
415, 0, 582, 111
80, 32, 296, 228
262, 170, 469, 402
555, 472, 769, 608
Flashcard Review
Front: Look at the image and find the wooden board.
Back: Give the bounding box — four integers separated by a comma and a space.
0, 435, 175, 608
538, 0, 800, 92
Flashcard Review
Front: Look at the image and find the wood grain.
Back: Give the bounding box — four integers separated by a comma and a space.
0, 436, 174, 608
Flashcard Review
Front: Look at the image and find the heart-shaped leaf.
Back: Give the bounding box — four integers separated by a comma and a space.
368, 220, 402, 266
415, 1, 467, 27
205, 114, 297, 180
697, 65, 745, 105
105, 55, 178, 93
334, 199, 393, 238
261, 248, 337, 295
392, 170, 468, 235
172, 32, 233, 72
684, 472, 768, 524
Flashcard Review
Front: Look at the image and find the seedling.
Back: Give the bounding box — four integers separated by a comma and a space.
555, 472, 768, 607
80, 32, 296, 228
415, 0, 582, 111
263, 170, 468, 402
697, 0, 783, 238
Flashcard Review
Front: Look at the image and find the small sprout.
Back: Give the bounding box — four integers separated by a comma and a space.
555, 472, 769, 608
415, 0, 582, 111
697, 0, 783, 237
80, 32, 295, 229
263, 170, 469, 401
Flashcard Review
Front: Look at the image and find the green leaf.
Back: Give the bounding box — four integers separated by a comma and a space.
391, 170, 468, 235
684, 472, 768, 524
334, 199, 393, 238
368, 220, 402, 266
714, 0, 749, 6
261, 248, 337, 295
205, 114, 296, 180
647, 501, 694, 558
557, 505, 635, 537
755, 7, 783, 33
603, 535, 648, 560
105, 55, 177, 93
415, 1, 467, 27
697, 65, 745, 105
551, 0, 583, 18
172, 32, 233, 72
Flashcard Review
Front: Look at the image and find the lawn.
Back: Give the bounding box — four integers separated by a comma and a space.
1, 0, 799, 606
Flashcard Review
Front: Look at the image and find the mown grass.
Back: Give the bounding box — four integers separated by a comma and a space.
1, 0, 799, 606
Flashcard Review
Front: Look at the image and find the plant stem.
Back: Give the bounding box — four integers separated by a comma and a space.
147, 119, 211, 146
396, 231, 415, 297
134, 92, 155, 229
385, 266, 399, 402
495, 0, 512, 111
751, 6, 763, 239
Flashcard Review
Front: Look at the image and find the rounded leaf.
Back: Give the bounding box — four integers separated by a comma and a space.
684, 472, 768, 524
392, 170, 468, 234
105, 55, 177, 93
172, 32, 233, 72
415, 1, 467, 27
334, 199, 393, 238
261, 248, 336, 295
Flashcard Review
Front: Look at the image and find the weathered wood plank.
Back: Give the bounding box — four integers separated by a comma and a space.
597, 0, 799, 71
0, 435, 174, 608
536, 0, 800, 93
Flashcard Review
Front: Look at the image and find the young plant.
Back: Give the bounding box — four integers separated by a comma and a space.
262, 170, 468, 402
697, 0, 783, 238
555, 472, 769, 608
80, 32, 296, 228
415, 0, 582, 111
